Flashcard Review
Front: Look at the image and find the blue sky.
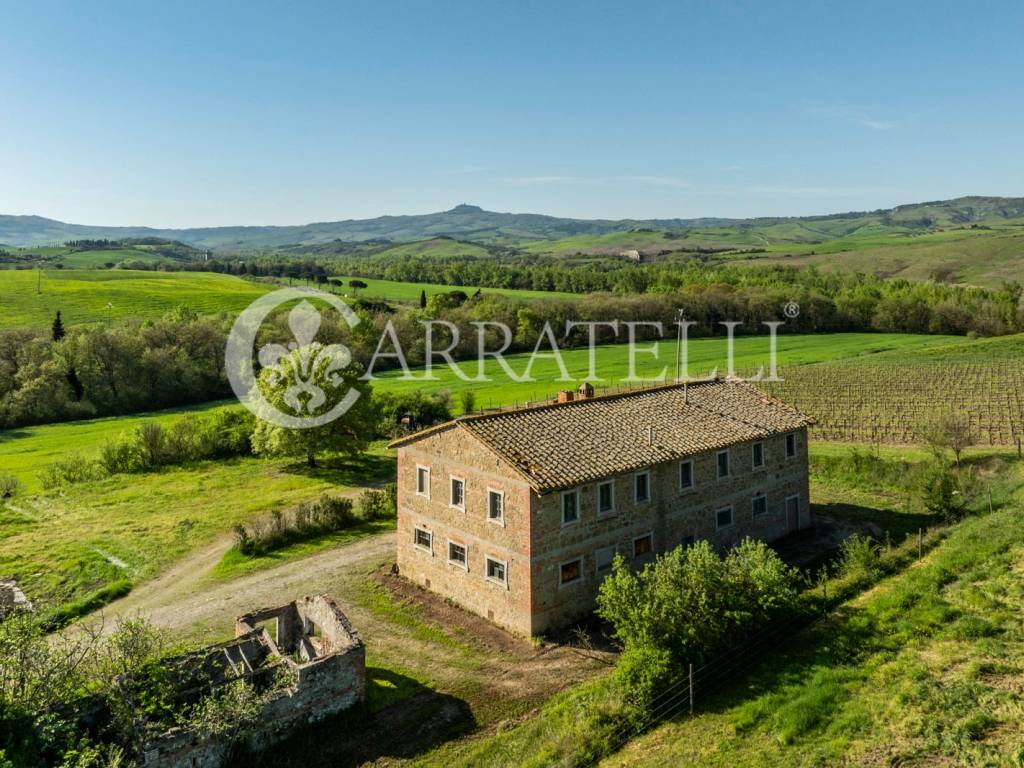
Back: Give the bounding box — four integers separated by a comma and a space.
2, 0, 1022, 227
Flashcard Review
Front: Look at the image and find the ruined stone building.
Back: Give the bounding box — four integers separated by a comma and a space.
391, 379, 813, 636
142, 595, 365, 767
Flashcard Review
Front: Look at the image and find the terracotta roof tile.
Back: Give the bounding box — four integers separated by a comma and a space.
391, 379, 812, 492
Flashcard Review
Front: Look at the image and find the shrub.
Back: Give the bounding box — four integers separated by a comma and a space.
597, 539, 800, 663
837, 534, 882, 584
0, 474, 22, 500
357, 483, 397, 520
919, 461, 969, 520
98, 439, 142, 475
233, 494, 359, 557
38, 455, 106, 489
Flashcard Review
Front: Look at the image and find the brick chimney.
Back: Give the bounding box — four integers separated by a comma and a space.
577, 382, 595, 399
557, 390, 575, 404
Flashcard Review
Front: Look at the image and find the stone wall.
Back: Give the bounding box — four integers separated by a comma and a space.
141, 595, 365, 768
396, 425, 811, 637
395, 426, 537, 635
528, 428, 811, 633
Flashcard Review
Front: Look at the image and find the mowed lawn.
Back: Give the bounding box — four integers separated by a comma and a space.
1, 268, 273, 328
331, 274, 577, 303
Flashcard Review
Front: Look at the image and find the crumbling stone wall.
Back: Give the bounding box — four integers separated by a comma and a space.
141, 595, 365, 768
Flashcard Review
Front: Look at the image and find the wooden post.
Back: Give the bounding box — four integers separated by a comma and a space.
1017, 438, 1021, 458
688, 662, 694, 716
988, 488, 993, 514
918, 528, 923, 559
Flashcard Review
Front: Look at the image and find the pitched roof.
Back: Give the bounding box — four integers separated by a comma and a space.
390, 379, 813, 492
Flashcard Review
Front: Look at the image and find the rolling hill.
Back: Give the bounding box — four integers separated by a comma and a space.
3, 196, 1023, 251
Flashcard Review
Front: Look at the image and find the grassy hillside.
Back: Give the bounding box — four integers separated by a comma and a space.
603, 471, 1024, 766
1, 268, 272, 328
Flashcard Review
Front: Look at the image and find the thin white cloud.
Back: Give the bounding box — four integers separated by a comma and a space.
806, 105, 901, 131
503, 175, 690, 188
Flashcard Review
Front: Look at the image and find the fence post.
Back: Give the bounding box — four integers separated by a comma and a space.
988, 487, 993, 514
688, 662, 694, 716
918, 528, 923, 559
1017, 438, 1021, 458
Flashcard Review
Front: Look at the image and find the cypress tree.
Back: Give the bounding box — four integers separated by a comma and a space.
51, 310, 66, 341
419, 289, 427, 309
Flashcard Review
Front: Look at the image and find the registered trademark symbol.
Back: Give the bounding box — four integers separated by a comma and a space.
783, 301, 800, 319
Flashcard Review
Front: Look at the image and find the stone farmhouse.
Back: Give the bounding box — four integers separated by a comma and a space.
391, 379, 813, 636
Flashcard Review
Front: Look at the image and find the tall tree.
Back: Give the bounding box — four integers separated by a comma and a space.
419, 289, 427, 309
250, 343, 375, 468
51, 311, 65, 341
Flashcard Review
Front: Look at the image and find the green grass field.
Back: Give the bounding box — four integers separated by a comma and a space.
0, 332, 966, 491
332, 274, 577, 303
1, 268, 273, 329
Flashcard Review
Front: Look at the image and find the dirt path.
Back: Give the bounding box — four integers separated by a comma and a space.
100, 529, 611, 766
102, 531, 396, 637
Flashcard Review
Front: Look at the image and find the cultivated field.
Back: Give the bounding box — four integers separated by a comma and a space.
761, 334, 1024, 445
1, 268, 272, 328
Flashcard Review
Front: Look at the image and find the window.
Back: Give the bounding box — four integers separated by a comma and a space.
597, 480, 615, 516
752, 441, 765, 469
415, 465, 430, 497
715, 506, 733, 530
485, 556, 507, 585
717, 450, 730, 479
680, 535, 695, 548
559, 558, 583, 586
633, 533, 653, 558
679, 460, 694, 491
634, 471, 651, 503
450, 476, 465, 509
413, 527, 432, 552
752, 493, 768, 517
786, 494, 801, 525
488, 489, 504, 523
447, 541, 467, 568
561, 489, 579, 525
595, 545, 616, 575
786, 433, 797, 458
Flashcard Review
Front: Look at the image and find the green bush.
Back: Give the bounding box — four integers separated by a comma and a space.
356, 483, 397, 520
597, 539, 800, 664
837, 534, 882, 584
0, 474, 22, 500
38, 455, 106, 489
232, 494, 359, 557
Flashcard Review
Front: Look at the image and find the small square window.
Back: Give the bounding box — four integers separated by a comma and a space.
752, 493, 768, 516
488, 489, 504, 522
485, 557, 507, 585
560, 559, 583, 586
681, 535, 695, 548
413, 527, 432, 551
595, 546, 616, 574
752, 441, 765, 469
633, 533, 653, 558
450, 477, 465, 509
416, 466, 430, 497
786, 433, 797, 458
715, 506, 733, 530
448, 541, 467, 567
635, 471, 651, 503
717, 450, 730, 479
597, 481, 615, 515
679, 460, 694, 491
562, 490, 579, 525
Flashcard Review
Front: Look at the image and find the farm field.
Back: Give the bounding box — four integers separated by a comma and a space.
0, 268, 274, 328
0, 332, 971, 491
331, 274, 577, 303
